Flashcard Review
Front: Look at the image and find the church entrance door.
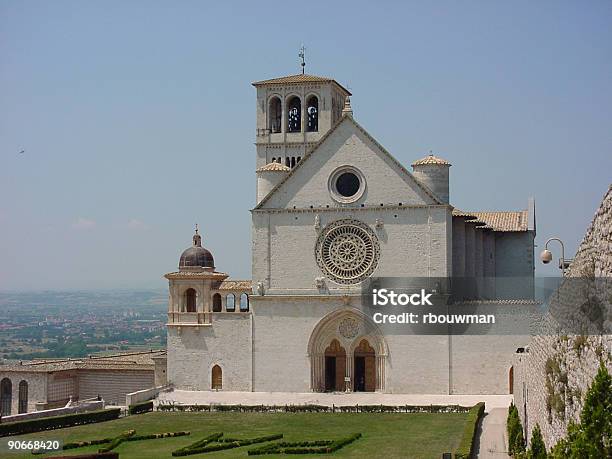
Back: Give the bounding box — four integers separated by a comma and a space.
353, 339, 376, 392
324, 339, 346, 392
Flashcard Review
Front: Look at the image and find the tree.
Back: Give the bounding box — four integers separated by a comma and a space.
549, 362, 612, 458
528, 424, 546, 459
507, 403, 525, 455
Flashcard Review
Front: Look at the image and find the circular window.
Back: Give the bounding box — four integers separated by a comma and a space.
328, 166, 366, 203
315, 219, 380, 285
335, 172, 360, 197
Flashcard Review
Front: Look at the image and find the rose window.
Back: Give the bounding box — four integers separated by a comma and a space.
315, 219, 380, 284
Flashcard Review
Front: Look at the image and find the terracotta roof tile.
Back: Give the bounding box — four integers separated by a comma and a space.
252, 74, 351, 95
453, 209, 528, 231
0, 350, 166, 373
412, 154, 451, 167
256, 162, 291, 172
218, 280, 252, 291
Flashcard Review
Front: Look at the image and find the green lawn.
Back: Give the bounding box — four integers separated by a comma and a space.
9, 411, 469, 458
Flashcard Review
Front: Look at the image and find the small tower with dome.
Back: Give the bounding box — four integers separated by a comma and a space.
165, 226, 228, 324
411, 153, 451, 204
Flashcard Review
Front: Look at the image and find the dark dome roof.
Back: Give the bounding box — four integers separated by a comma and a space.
178, 229, 215, 270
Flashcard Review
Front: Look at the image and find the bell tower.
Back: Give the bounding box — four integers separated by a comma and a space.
252, 73, 351, 172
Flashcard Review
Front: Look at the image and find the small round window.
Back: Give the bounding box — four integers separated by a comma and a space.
335, 172, 360, 197
328, 166, 366, 203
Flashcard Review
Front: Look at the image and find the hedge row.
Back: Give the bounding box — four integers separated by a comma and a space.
128, 400, 154, 415
248, 433, 362, 455
61, 431, 190, 452
172, 433, 283, 456
171, 432, 223, 456
0, 408, 121, 437
454, 402, 485, 459
129, 431, 190, 441
157, 403, 472, 414
45, 453, 118, 459
98, 429, 136, 453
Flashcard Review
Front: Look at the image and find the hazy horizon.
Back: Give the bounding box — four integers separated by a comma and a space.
1, 1, 611, 291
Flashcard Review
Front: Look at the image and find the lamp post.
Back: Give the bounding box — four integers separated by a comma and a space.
540, 237, 572, 276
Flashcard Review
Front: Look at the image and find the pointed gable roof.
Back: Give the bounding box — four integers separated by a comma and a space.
253, 115, 443, 209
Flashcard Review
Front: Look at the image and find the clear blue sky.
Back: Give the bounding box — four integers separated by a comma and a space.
1, 1, 610, 291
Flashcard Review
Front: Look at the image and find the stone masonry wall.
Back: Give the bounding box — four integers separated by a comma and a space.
513, 185, 612, 449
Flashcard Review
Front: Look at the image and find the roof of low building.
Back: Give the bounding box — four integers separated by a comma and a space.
411, 153, 451, 167
256, 162, 291, 173
453, 209, 529, 232
218, 280, 253, 291
252, 74, 351, 95
0, 350, 166, 373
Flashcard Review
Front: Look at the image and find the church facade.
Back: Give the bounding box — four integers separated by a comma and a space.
164, 73, 536, 395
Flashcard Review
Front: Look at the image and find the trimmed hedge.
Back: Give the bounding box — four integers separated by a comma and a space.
454, 402, 485, 459
128, 400, 154, 415
98, 429, 136, 453
157, 402, 472, 414
129, 431, 190, 441
171, 432, 223, 456
61, 431, 190, 452
172, 433, 283, 456
0, 408, 121, 437
44, 454, 118, 459
248, 433, 362, 455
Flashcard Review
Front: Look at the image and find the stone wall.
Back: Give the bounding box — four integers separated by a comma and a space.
513, 185, 612, 449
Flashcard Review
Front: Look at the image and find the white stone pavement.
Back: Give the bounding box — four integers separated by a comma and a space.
473, 408, 511, 458
158, 390, 512, 413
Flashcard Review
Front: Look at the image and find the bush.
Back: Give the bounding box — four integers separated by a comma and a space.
173, 433, 283, 456
527, 424, 546, 459
98, 429, 135, 453
129, 431, 190, 441
550, 362, 612, 458
47, 454, 119, 459
455, 402, 485, 459
0, 408, 121, 437
248, 433, 361, 455
171, 432, 223, 456
155, 402, 472, 414
506, 403, 525, 455
128, 400, 154, 415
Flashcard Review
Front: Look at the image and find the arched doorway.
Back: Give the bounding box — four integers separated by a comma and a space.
1, 378, 12, 415
211, 365, 222, 390
308, 308, 388, 393
324, 339, 346, 392
354, 339, 376, 392
18, 380, 28, 414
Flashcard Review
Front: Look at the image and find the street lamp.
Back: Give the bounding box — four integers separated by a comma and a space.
540, 237, 572, 275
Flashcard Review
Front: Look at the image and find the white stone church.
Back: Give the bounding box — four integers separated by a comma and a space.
164, 72, 536, 395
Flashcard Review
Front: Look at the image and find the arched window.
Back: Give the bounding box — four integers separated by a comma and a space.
211, 365, 222, 390
184, 288, 197, 313
226, 293, 235, 312
307, 96, 318, 132
287, 96, 301, 133
240, 293, 249, 312
0, 378, 11, 415
18, 380, 28, 414
269, 97, 282, 133
212, 293, 222, 313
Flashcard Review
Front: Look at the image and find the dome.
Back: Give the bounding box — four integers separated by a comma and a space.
411, 153, 451, 167
179, 227, 215, 270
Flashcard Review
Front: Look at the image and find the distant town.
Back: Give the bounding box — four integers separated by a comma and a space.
0, 290, 166, 361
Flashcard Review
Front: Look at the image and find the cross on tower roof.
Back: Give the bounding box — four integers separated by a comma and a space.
299, 45, 306, 75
